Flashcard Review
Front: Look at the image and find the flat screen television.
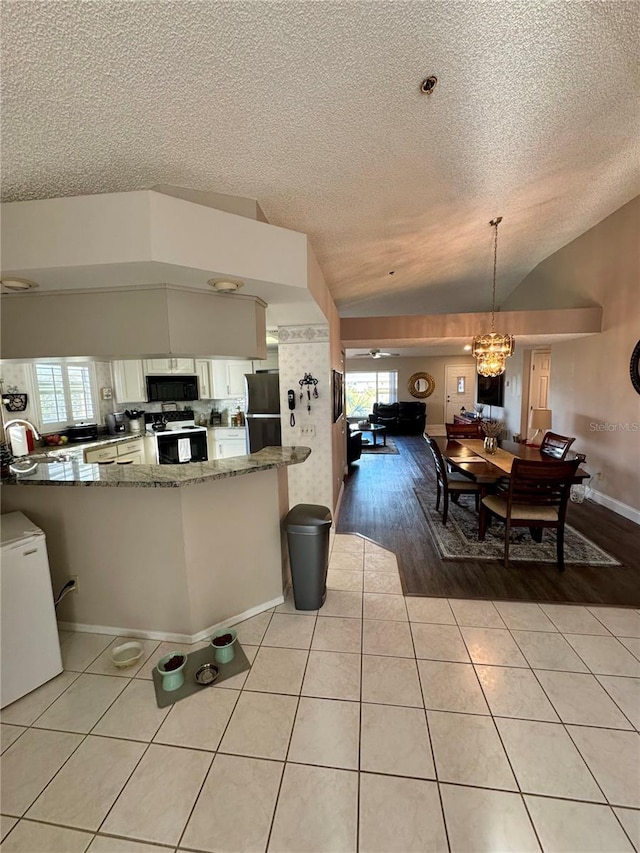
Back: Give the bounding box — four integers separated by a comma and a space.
477, 374, 505, 407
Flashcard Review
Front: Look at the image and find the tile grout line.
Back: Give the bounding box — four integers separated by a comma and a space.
356, 546, 365, 853
262, 605, 316, 853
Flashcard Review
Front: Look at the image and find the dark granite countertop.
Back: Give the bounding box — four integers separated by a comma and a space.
2, 446, 311, 488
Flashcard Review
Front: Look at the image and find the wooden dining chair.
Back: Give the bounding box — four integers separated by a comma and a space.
539, 431, 576, 460
478, 458, 581, 570
446, 422, 484, 439
426, 435, 480, 525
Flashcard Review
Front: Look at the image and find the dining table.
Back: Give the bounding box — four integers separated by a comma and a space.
430, 436, 589, 495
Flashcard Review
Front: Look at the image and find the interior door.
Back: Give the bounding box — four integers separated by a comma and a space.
527, 350, 551, 437
444, 364, 476, 423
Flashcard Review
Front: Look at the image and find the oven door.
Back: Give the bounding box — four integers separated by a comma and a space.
156, 431, 208, 465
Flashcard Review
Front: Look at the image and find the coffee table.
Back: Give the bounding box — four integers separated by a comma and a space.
351, 423, 387, 447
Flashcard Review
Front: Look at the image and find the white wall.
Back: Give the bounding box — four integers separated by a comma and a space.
503, 195, 640, 515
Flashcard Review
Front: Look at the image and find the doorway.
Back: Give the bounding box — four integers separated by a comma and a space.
527, 350, 551, 438
444, 364, 477, 423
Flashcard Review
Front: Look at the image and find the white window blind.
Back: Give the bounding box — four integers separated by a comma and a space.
35, 364, 68, 425
33, 363, 96, 430
66, 365, 94, 421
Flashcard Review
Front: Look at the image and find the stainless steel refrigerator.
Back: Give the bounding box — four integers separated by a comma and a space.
245, 372, 282, 452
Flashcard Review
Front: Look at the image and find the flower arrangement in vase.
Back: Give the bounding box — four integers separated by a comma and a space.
481, 419, 502, 454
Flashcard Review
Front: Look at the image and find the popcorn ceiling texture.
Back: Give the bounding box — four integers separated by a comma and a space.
2, 2, 639, 317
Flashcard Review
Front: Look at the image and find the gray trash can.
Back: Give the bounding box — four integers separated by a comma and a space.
284, 504, 332, 610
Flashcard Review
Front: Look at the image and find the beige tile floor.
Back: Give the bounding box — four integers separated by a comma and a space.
1, 532, 640, 852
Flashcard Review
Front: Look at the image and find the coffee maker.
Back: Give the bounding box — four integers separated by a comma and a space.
106, 412, 127, 435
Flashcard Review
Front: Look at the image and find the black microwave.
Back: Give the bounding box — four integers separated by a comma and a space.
146, 375, 199, 402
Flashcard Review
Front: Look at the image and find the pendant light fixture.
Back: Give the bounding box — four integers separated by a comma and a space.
472, 216, 514, 377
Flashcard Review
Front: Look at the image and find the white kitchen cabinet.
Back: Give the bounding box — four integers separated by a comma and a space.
227, 360, 253, 397
207, 428, 246, 459
217, 428, 247, 459
116, 449, 145, 465
210, 361, 228, 398
112, 360, 145, 403
84, 444, 118, 464
117, 439, 145, 461
143, 358, 195, 375
84, 438, 146, 465
196, 359, 211, 399
207, 360, 253, 398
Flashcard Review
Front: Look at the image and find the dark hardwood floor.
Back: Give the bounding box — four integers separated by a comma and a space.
338, 435, 640, 606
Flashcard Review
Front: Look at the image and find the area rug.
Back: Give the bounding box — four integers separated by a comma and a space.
415, 489, 620, 566
360, 436, 399, 455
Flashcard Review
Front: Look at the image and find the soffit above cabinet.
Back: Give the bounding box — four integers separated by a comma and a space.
0, 190, 326, 326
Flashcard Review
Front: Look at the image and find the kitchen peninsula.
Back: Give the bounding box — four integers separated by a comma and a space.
2, 447, 311, 641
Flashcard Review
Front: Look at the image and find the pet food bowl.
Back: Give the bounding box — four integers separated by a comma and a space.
156, 651, 187, 691
111, 641, 144, 669
210, 628, 237, 664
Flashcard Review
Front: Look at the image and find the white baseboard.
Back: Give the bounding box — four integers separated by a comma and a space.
586, 489, 640, 526
57, 595, 285, 644
333, 480, 345, 527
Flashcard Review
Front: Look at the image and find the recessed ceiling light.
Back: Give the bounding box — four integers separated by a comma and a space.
207, 278, 244, 294
0, 277, 39, 292
463, 344, 472, 351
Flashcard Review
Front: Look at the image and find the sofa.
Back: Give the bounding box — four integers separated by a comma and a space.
369, 401, 426, 435
347, 429, 362, 465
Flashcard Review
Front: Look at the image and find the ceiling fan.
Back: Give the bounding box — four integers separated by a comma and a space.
353, 348, 400, 359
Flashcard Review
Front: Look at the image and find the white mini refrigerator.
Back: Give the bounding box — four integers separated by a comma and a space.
1, 512, 63, 708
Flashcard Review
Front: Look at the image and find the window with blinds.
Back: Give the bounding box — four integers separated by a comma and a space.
33, 363, 96, 430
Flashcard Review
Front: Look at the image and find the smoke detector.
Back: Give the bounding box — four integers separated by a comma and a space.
207, 278, 244, 294
1, 277, 39, 292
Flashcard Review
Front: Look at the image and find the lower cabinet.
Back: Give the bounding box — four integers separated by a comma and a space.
84, 438, 147, 465
207, 428, 247, 459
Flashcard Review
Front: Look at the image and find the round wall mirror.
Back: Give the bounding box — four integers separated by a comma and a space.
408, 372, 435, 399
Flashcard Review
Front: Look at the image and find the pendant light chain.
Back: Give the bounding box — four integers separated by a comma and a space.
490, 215, 502, 334
471, 214, 513, 377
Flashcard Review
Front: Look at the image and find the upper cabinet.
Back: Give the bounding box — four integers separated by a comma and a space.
111, 356, 265, 402
143, 358, 195, 375
227, 360, 254, 397
112, 360, 146, 403
195, 359, 211, 399
207, 360, 254, 398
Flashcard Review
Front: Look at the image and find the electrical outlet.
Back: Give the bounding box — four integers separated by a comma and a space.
70, 575, 79, 594
300, 425, 316, 437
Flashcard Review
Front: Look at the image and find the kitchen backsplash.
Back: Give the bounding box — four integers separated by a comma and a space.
114, 397, 246, 426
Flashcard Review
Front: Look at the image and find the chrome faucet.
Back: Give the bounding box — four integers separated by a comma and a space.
3, 418, 41, 439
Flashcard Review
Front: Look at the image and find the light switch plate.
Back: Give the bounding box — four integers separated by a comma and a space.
300, 424, 316, 437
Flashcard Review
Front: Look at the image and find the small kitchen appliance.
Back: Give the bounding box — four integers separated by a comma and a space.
106, 412, 127, 435
146, 374, 199, 403
66, 423, 99, 443
145, 411, 208, 464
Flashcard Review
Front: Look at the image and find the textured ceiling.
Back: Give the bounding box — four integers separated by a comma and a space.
2, 1, 639, 318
